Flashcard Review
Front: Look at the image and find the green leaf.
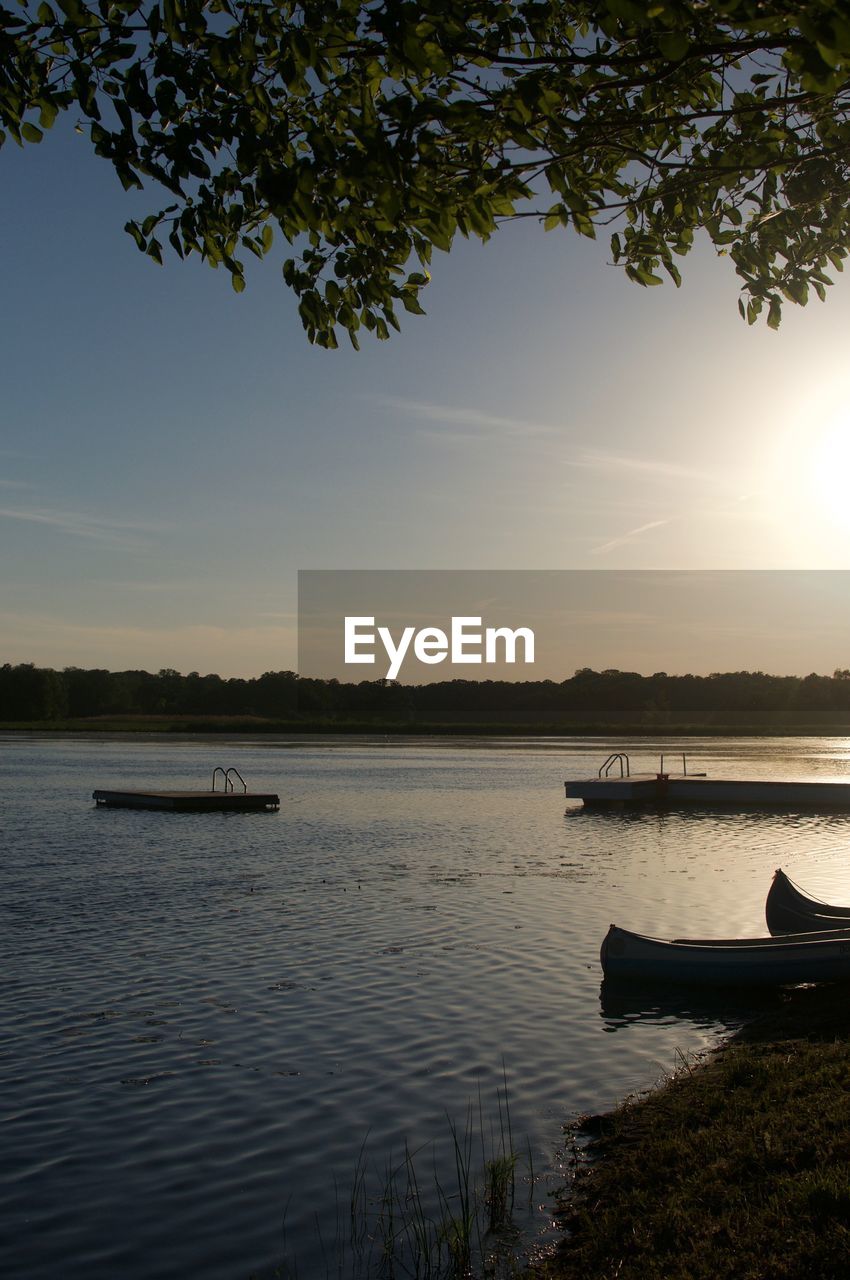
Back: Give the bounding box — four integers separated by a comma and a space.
783, 277, 808, 305
658, 32, 689, 61
572, 210, 596, 238
38, 101, 59, 130
125, 221, 146, 251
21, 123, 44, 144
56, 0, 93, 27
628, 264, 664, 286
161, 0, 183, 41
664, 260, 682, 287
117, 167, 142, 192
605, 0, 645, 21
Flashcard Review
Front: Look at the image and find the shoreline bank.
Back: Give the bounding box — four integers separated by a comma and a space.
3, 718, 850, 737
535, 983, 850, 1279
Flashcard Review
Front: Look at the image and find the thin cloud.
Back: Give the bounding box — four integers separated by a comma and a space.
565, 449, 712, 484
96, 579, 200, 593
591, 519, 672, 555
372, 395, 558, 439
0, 504, 166, 546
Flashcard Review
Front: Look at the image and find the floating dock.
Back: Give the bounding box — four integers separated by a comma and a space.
93, 789, 280, 812
565, 753, 850, 809
93, 766, 279, 812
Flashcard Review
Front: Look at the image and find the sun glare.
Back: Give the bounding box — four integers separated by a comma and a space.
763, 394, 850, 565
806, 416, 850, 533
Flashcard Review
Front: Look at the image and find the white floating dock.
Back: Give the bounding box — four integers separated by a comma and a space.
93, 767, 279, 812
564, 775, 850, 808
93, 789, 280, 812
565, 753, 850, 809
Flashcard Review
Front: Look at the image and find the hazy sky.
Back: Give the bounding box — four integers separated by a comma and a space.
4, 120, 850, 678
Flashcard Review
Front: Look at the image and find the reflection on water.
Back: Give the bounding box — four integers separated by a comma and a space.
4, 733, 850, 1278
598, 979, 785, 1032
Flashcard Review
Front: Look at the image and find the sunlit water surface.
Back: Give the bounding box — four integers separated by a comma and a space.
5, 734, 850, 1278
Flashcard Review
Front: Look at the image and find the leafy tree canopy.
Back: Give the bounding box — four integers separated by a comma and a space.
3, 0, 850, 346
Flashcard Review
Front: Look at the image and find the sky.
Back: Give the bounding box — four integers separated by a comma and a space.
4, 118, 850, 679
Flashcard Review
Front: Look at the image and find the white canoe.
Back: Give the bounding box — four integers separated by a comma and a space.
601, 922, 850, 986
765, 867, 850, 935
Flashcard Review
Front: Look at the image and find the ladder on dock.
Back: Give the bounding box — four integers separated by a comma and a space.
211, 767, 247, 793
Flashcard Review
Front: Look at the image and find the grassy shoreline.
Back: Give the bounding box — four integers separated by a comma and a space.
2, 717, 850, 736
535, 983, 850, 1280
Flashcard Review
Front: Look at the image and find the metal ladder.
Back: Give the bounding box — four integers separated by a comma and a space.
211, 767, 247, 793
598, 752, 630, 778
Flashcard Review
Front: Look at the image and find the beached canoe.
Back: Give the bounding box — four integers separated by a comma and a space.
600, 922, 850, 986
765, 867, 850, 936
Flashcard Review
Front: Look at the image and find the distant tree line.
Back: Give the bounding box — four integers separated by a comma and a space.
5, 663, 850, 730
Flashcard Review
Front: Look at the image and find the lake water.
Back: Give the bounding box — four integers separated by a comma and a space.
5, 733, 850, 1278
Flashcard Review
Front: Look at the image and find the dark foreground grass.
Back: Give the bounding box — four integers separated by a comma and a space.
536, 983, 850, 1280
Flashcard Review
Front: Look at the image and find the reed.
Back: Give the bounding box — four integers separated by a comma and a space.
274, 1074, 533, 1279
486, 1064, 517, 1234
484, 1152, 518, 1234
